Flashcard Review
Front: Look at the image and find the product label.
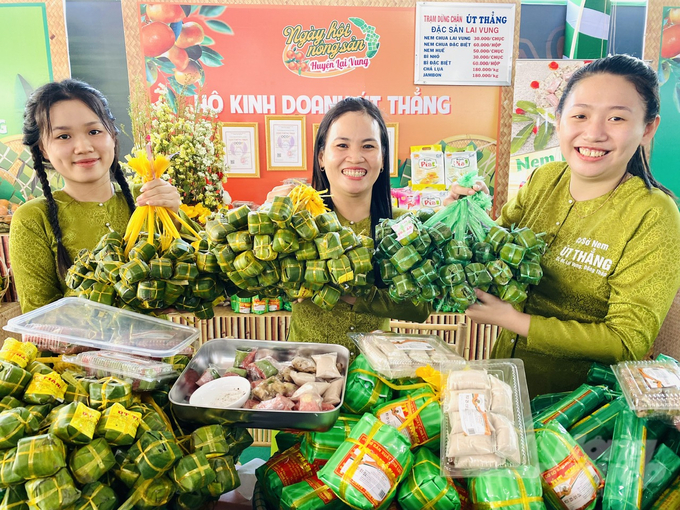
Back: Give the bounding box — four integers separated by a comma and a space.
27, 372, 68, 401
252, 298, 268, 313
71, 402, 102, 439
638, 367, 680, 389
391, 216, 415, 242
238, 302, 252, 314
0, 339, 36, 368
106, 403, 142, 437
377, 398, 430, 445
542, 447, 602, 510
268, 299, 280, 311
459, 392, 491, 436
270, 444, 312, 486
393, 340, 434, 351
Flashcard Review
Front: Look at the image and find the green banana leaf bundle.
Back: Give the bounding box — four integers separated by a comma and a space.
248, 210, 275, 235
342, 355, 393, 415
227, 204, 251, 230
311, 285, 341, 312
268, 196, 294, 224
0, 361, 31, 399
227, 230, 253, 253
469, 465, 545, 510
0, 484, 27, 510
291, 210, 320, 241
280, 474, 345, 510
602, 407, 647, 510
273, 229, 300, 254
24, 468, 80, 510
641, 444, 680, 510
112, 450, 140, 489
0, 408, 40, 449
255, 444, 316, 507
173, 492, 207, 510
253, 235, 276, 261
68, 437, 115, 484
314, 232, 344, 260
128, 430, 182, 480
191, 424, 229, 456
50, 402, 101, 445
222, 427, 253, 462
62, 373, 90, 405
296, 241, 318, 261
201, 455, 239, 498
127, 475, 175, 509
318, 413, 414, 510
0, 397, 22, 413
0, 448, 22, 488
13, 433, 66, 480
96, 402, 142, 445
88, 377, 132, 411
398, 447, 461, 510
63, 481, 118, 510
300, 414, 360, 468
315, 211, 341, 233
171, 451, 216, 493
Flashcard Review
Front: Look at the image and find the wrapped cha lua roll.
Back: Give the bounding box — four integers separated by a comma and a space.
535, 420, 603, 510
533, 383, 610, 429
318, 413, 414, 510
569, 397, 627, 450
300, 414, 360, 469
469, 465, 545, 510
398, 447, 461, 510
255, 443, 316, 508
342, 355, 393, 415
602, 407, 647, 510
25, 468, 80, 510
280, 474, 345, 510
69, 437, 116, 484
641, 444, 680, 510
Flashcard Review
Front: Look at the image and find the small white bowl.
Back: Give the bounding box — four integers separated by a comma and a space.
189, 376, 251, 409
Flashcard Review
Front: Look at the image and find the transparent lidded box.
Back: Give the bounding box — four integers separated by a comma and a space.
349, 331, 464, 380
440, 358, 538, 478
3, 297, 199, 358
62, 350, 179, 391
612, 359, 680, 419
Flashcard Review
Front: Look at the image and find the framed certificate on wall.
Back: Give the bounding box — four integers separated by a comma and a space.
221, 122, 260, 178
265, 115, 306, 171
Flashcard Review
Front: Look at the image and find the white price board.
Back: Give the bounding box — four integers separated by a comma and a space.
415, 2, 516, 86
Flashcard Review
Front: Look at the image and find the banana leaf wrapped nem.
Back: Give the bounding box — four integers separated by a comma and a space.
420, 284, 439, 301
517, 260, 543, 285
94, 231, 123, 252
23, 371, 67, 405
464, 262, 493, 290
314, 232, 344, 260
0, 448, 22, 488
296, 241, 318, 261
379, 259, 398, 284
205, 218, 231, 244
94, 261, 122, 284
249, 211, 276, 235
234, 251, 264, 278
174, 294, 201, 313
127, 475, 175, 509
0, 408, 40, 449
273, 229, 300, 254
281, 257, 305, 284
88, 282, 115, 306
378, 236, 402, 258
428, 222, 453, 246
472, 241, 495, 264
311, 285, 341, 311
89, 377, 132, 411
166, 238, 195, 261
129, 240, 157, 262
63, 481, 117, 510
194, 302, 215, 320
398, 448, 461, 510
485, 225, 512, 252
347, 247, 372, 275
487, 259, 513, 286
213, 244, 236, 273
227, 270, 258, 290
227, 231, 253, 253
469, 465, 545, 510
391, 214, 420, 247
391, 273, 418, 299
94, 245, 124, 263
120, 259, 150, 285
172, 451, 216, 493
196, 251, 219, 273
586, 362, 619, 390
449, 283, 477, 310
513, 227, 542, 250
69, 437, 115, 484
390, 245, 421, 274
163, 282, 184, 306
137, 280, 165, 303
439, 263, 465, 286
500, 280, 528, 304
328, 255, 354, 285
25, 362, 50, 376
227, 205, 251, 230
51, 402, 101, 445
254, 235, 277, 261
291, 210, 320, 241
0, 397, 21, 413
113, 450, 140, 488
315, 211, 341, 233
259, 261, 281, 287
304, 260, 329, 285
192, 275, 220, 301
128, 430, 182, 480
96, 402, 142, 446
172, 492, 207, 510
223, 427, 253, 462
25, 468, 80, 510
411, 228, 432, 256
358, 234, 374, 251
114, 280, 137, 303
444, 240, 472, 265
0, 484, 27, 510
13, 433, 66, 479
191, 424, 229, 456
337, 227, 359, 251
280, 474, 344, 510
268, 196, 294, 224
411, 260, 438, 286
65, 265, 86, 290
499, 243, 526, 268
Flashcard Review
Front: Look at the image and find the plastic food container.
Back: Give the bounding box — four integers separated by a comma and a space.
3, 297, 199, 357
62, 350, 179, 391
440, 359, 537, 477
170, 338, 349, 431
349, 331, 464, 379
612, 359, 680, 419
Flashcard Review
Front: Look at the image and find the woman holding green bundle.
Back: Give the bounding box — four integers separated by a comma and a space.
10, 79, 181, 313
446, 55, 680, 396
266, 97, 430, 355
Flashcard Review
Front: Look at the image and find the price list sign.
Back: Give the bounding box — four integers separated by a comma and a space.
414, 2, 516, 86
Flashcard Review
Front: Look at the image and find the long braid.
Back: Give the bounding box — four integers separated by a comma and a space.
31, 146, 72, 278
111, 139, 136, 214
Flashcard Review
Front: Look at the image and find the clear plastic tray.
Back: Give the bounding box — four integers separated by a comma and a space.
349, 331, 464, 379
440, 359, 538, 478
612, 360, 680, 419
62, 350, 178, 391
3, 297, 199, 357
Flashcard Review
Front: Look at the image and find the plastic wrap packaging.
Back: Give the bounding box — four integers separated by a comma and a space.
300, 414, 360, 469
469, 465, 546, 510
641, 444, 680, 510
373, 387, 441, 450
602, 407, 647, 510
586, 362, 620, 390
341, 355, 393, 415
533, 384, 610, 429
569, 397, 627, 449
256, 443, 316, 507
535, 420, 604, 510
398, 447, 461, 510
612, 360, 680, 420
648, 473, 680, 509
280, 474, 346, 510
318, 413, 414, 510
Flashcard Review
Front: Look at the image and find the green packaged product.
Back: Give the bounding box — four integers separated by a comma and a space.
89, 377, 132, 411
128, 430, 182, 480
280, 474, 345, 510
328, 255, 354, 285
315, 211, 341, 233
269, 196, 294, 223
391, 273, 418, 299
196, 250, 219, 273
411, 260, 438, 286
112, 451, 140, 488
300, 414, 360, 468
536, 420, 603, 510
0, 448, 21, 487
191, 425, 229, 455
259, 262, 281, 287
95, 402, 142, 445
25, 468, 80, 510
249, 210, 276, 235
464, 262, 493, 290
485, 225, 512, 251
448, 282, 477, 310
63, 481, 118, 510
314, 232, 344, 260
390, 245, 421, 274
94, 261, 121, 284
500, 279, 528, 304
304, 260, 329, 285
641, 444, 680, 510
534, 384, 610, 429
223, 426, 254, 461
291, 210, 320, 241
595, 446, 611, 477
119, 259, 150, 285
499, 242, 526, 268
149, 257, 174, 280
569, 397, 627, 448
234, 250, 265, 277
346, 246, 373, 275
378, 235, 402, 258
256, 443, 316, 507
201, 455, 239, 498
398, 448, 461, 510
530, 392, 571, 416
205, 217, 231, 243
517, 260, 543, 285
649, 474, 680, 509
439, 263, 465, 286
444, 239, 473, 264
586, 362, 619, 389
227, 204, 251, 230
273, 228, 301, 254
318, 413, 414, 510
391, 214, 420, 246
373, 387, 441, 449
253, 235, 277, 261
213, 244, 237, 273
472, 241, 495, 264
227, 230, 253, 253
311, 285, 341, 311
172, 451, 216, 493
0, 408, 40, 449
296, 241, 319, 261
337, 226, 359, 251
127, 475, 175, 509
87, 282, 115, 305
0, 484, 27, 510
61, 373, 90, 406
173, 261, 199, 282
428, 221, 453, 246
129, 240, 156, 262
411, 228, 431, 255
69, 437, 115, 484
281, 257, 305, 284
470, 466, 545, 510
166, 238, 195, 260
379, 259, 399, 283
276, 431, 305, 453
13, 433, 66, 479
486, 259, 514, 286
50, 401, 101, 445
342, 355, 393, 414
137, 280, 165, 303
602, 407, 647, 510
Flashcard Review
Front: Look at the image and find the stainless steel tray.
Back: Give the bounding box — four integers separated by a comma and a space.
169, 338, 349, 432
